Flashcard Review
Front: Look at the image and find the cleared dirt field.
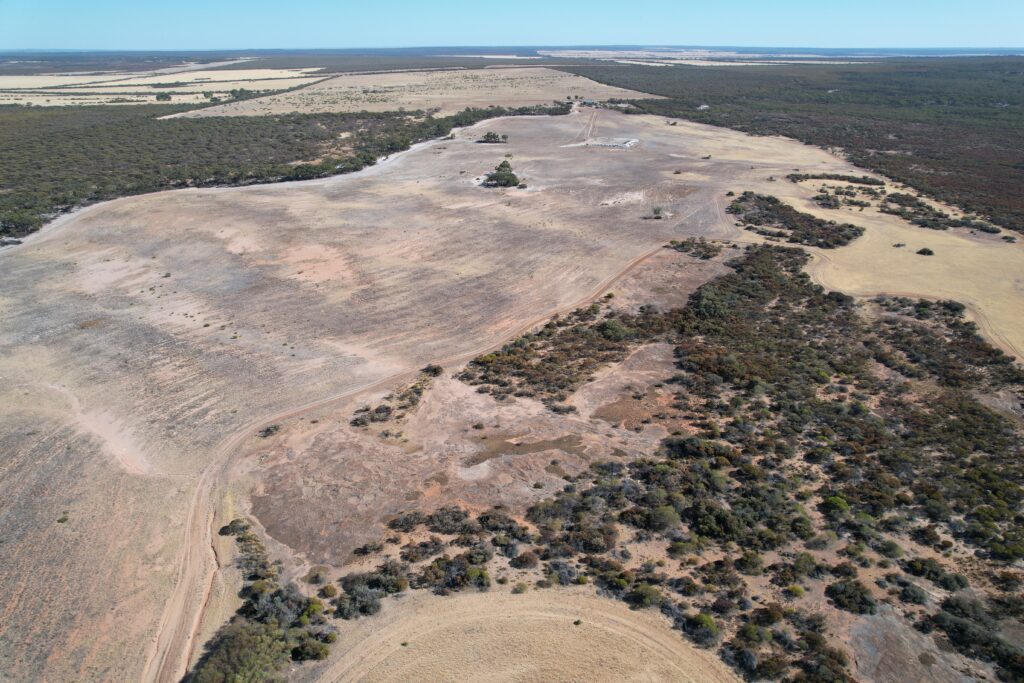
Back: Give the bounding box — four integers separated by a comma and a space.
2, 107, 1022, 682
169, 67, 654, 118
0, 66, 322, 106
300, 588, 739, 682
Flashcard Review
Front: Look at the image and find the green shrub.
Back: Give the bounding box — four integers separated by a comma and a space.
684, 612, 721, 646
483, 160, 520, 187
825, 580, 877, 614
627, 583, 664, 608
187, 621, 291, 683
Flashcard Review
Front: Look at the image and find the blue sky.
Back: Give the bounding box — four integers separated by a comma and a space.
1, 0, 1021, 50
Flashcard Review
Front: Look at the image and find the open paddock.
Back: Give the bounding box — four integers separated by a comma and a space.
169, 67, 656, 118
2, 108, 1022, 681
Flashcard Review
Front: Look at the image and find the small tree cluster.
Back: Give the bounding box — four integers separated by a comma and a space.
484, 160, 521, 188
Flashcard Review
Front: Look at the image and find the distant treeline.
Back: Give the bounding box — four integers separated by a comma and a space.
558, 58, 1024, 233
0, 102, 570, 237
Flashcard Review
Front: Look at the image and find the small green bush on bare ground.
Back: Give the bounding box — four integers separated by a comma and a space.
667, 237, 723, 260
483, 160, 520, 187
351, 366, 442, 427
477, 131, 508, 144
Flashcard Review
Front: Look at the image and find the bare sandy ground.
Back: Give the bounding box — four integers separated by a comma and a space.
300, 589, 739, 682
169, 67, 654, 118
2, 107, 1022, 682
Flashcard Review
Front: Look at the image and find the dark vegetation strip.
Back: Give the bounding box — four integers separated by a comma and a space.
878, 192, 1002, 232
186, 520, 335, 682
726, 192, 865, 247
786, 174, 884, 187
192, 245, 1023, 681
667, 237, 724, 260
556, 59, 1024, 233
0, 102, 570, 237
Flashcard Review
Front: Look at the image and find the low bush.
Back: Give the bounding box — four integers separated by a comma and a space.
825, 580, 877, 614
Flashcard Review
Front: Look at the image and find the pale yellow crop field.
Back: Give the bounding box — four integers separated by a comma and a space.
0, 67, 324, 106
304, 589, 740, 682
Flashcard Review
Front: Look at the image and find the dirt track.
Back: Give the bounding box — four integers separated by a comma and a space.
141, 238, 677, 682
2, 107, 1023, 681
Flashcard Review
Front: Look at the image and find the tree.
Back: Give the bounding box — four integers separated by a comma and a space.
685, 612, 721, 646
825, 580, 877, 614
648, 505, 681, 532
478, 131, 505, 144
484, 160, 520, 188
627, 583, 663, 608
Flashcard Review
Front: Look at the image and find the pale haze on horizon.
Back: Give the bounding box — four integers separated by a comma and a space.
1, 0, 1022, 50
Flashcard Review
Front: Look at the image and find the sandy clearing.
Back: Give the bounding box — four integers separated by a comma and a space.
168, 67, 655, 118
304, 589, 739, 683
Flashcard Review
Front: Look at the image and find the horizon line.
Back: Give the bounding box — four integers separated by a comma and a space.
3, 45, 1024, 53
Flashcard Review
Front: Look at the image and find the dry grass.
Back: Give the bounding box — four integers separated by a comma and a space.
301, 588, 739, 682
